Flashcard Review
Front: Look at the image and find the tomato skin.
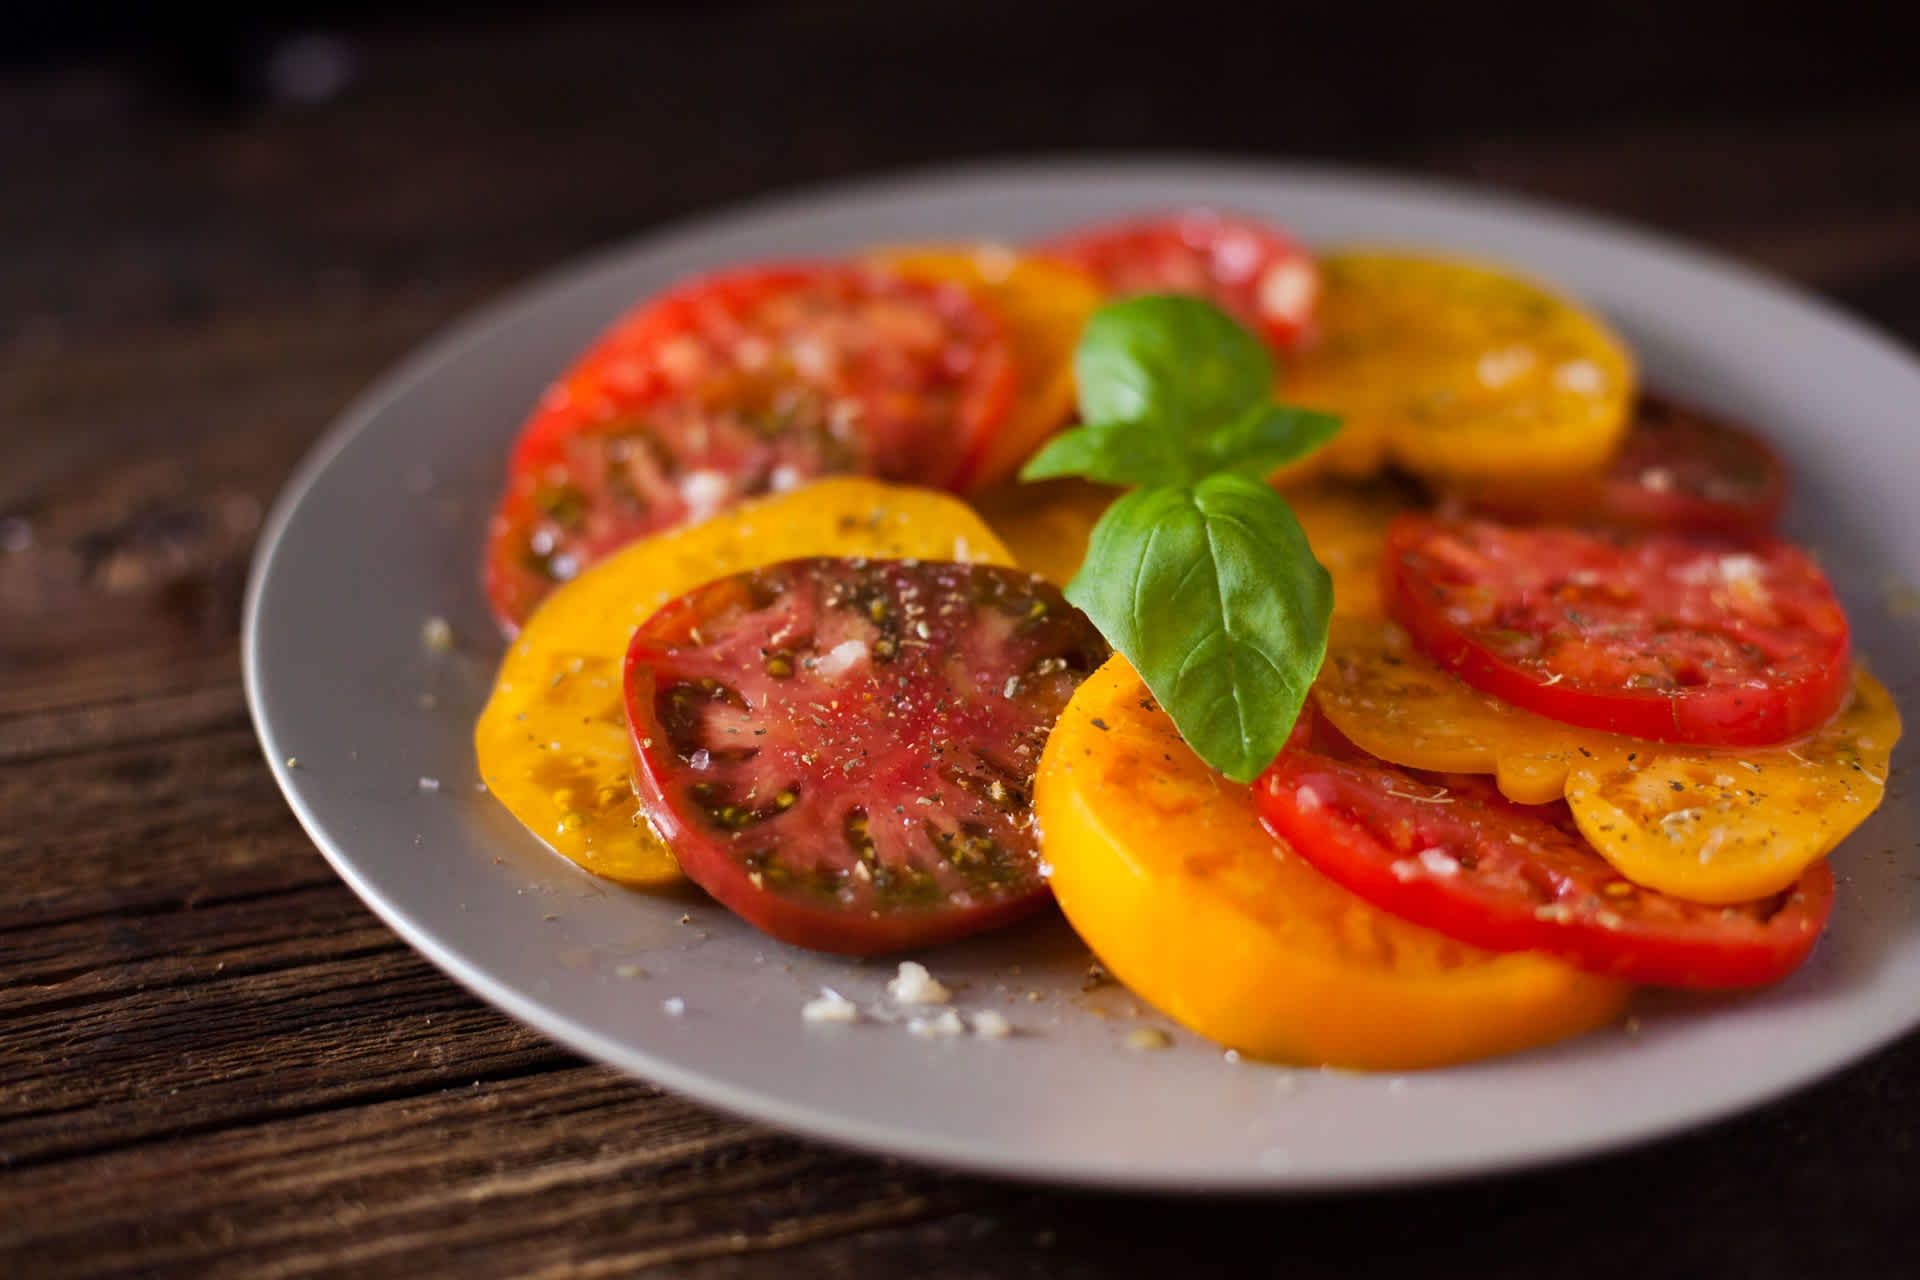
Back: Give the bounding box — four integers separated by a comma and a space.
624, 557, 1107, 955
1383, 516, 1852, 747
1038, 210, 1320, 351
1451, 394, 1788, 535
1256, 748, 1835, 990
485, 263, 1017, 631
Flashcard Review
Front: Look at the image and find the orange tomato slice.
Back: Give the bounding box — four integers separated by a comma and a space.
1283, 251, 1635, 482
975, 477, 1402, 619
1314, 615, 1900, 903
871, 245, 1104, 490
474, 479, 1016, 887
1036, 655, 1631, 1069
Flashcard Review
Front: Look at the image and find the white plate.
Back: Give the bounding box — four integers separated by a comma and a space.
245, 160, 1920, 1192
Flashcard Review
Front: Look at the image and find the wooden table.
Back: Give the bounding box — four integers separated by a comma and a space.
4, 6, 1917, 1275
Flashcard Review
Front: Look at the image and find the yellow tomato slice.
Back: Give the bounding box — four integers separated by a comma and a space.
1315, 616, 1900, 903
1283, 252, 1635, 481
474, 478, 1017, 887
1279, 481, 1408, 619
970, 478, 1117, 587
975, 477, 1400, 619
871, 245, 1103, 490
1036, 656, 1630, 1069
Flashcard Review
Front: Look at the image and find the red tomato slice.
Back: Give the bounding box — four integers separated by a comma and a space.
1383, 516, 1851, 746
485, 265, 1017, 630
1038, 210, 1320, 350
624, 557, 1109, 955
1453, 394, 1788, 534
1256, 745, 1834, 989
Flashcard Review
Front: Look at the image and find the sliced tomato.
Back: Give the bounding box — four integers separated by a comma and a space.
1452, 394, 1788, 534
485, 264, 1017, 630
1256, 746, 1834, 989
1384, 516, 1851, 746
870, 245, 1104, 490
624, 557, 1108, 954
1038, 210, 1320, 351
1036, 657, 1629, 1069
475, 479, 1017, 889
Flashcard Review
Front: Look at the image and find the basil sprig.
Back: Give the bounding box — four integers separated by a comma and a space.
1020, 295, 1337, 783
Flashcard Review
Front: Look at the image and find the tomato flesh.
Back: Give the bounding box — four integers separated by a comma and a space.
1384, 516, 1851, 746
1453, 394, 1787, 534
1256, 746, 1834, 989
624, 557, 1108, 954
486, 264, 1016, 630
1038, 210, 1320, 350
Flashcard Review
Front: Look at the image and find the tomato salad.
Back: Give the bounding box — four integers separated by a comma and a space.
474, 212, 1899, 1070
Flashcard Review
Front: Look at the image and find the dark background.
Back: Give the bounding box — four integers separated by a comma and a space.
3, 3, 1918, 1277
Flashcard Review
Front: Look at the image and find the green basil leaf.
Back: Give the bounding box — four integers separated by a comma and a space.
1194, 404, 1344, 479
1064, 474, 1332, 782
1019, 418, 1197, 487
1073, 295, 1275, 431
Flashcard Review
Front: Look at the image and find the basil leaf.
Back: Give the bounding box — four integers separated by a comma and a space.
1064, 474, 1332, 782
1019, 418, 1196, 487
1073, 295, 1275, 432
1194, 404, 1343, 479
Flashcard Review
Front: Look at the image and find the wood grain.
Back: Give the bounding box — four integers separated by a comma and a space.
2, 4, 1917, 1276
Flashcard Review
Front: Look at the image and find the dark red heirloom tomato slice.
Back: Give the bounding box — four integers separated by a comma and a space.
1383, 516, 1851, 746
1256, 747, 1834, 989
1038, 210, 1320, 350
1453, 394, 1788, 535
484, 265, 1017, 630
624, 557, 1109, 955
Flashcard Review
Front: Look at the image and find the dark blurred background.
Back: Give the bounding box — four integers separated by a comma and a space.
5, 0, 1917, 347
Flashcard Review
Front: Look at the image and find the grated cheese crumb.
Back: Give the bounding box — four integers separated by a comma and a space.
662, 997, 686, 1017
908, 1009, 965, 1038
802, 989, 861, 1024
970, 1010, 1012, 1039
420, 616, 454, 654
1126, 1027, 1174, 1052
888, 961, 951, 1005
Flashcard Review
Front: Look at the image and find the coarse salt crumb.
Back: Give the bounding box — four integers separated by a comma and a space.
421, 616, 454, 654
887, 960, 951, 1005
971, 1010, 1012, 1039
679, 469, 730, 519
1417, 848, 1461, 877
1258, 260, 1316, 324
908, 1009, 965, 1038
815, 639, 869, 679
1294, 785, 1321, 814
418, 776, 440, 792
802, 988, 861, 1024
662, 997, 686, 1017
1555, 359, 1605, 394
1223, 1049, 1242, 1064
